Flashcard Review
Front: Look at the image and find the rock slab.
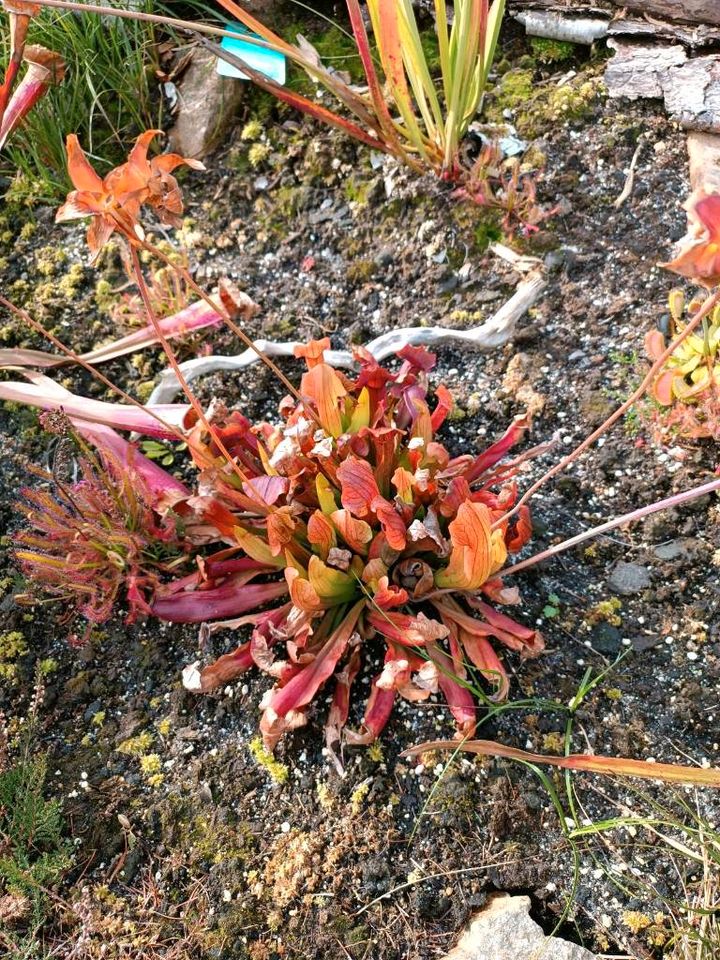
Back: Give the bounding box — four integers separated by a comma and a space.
443, 895, 597, 960
167, 48, 244, 159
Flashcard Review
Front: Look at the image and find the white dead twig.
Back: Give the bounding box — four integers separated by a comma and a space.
514, 10, 609, 45
146, 264, 547, 405
613, 138, 644, 209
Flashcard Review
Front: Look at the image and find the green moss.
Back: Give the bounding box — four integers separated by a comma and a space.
346, 259, 376, 285
19, 221, 36, 241
588, 597, 622, 627
529, 37, 577, 63
58, 263, 86, 298
38, 658, 57, 677
0, 631, 28, 682
487, 68, 603, 138
486, 68, 534, 122
249, 736, 289, 784
35, 245, 67, 278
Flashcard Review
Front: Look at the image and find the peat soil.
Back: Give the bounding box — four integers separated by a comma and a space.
1, 36, 719, 960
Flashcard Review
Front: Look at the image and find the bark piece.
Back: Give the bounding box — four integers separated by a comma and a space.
664, 56, 720, 132
443, 895, 597, 960
688, 130, 720, 192
167, 48, 244, 159
605, 40, 687, 100
609, 0, 720, 27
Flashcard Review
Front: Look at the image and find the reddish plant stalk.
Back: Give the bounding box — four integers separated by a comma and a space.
502, 475, 720, 577
492, 287, 720, 531
0, 45, 64, 149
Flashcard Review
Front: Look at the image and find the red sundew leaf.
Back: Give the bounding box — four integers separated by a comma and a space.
427, 643, 477, 738
372, 496, 407, 550
301, 362, 347, 437
506, 505, 532, 552
336, 456, 380, 517
152, 578, 287, 623
267, 600, 364, 719
307, 510, 336, 559
266, 508, 297, 557
459, 629, 509, 702
294, 337, 331, 369
345, 677, 396, 745
464, 414, 530, 484
402, 740, 720, 788
431, 384, 454, 431
331, 509, 373, 555
435, 501, 500, 591
285, 566, 323, 613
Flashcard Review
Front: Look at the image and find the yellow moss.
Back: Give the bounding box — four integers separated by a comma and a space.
605, 688, 622, 701
38, 658, 57, 676
350, 781, 370, 814
241, 119, 263, 141
367, 742, 384, 763
135, 381, 155, 402
249, 736, 289, 784
19, 221, 36, 240
588, 597, 622, 627
541, 732, 565, 754
92, 710, 106, 728
35, 245, 68, 277
140, 754, 162, 775
0, 631, 28, 682
316, 781, 334, 811
623, 911, 651, 934
0, 576, 13, 596
248, 142, 272, 168
156, 717, 171, 737
117, 731, 153, 757
94, 278, 115, 313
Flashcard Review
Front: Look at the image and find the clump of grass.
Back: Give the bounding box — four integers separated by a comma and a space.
0, 0, 212, 201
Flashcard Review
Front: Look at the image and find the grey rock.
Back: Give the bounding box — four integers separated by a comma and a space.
167, 49, 244, 159
608, 561, 651, 596
653, 538, 692, 561
443, 894, 597, 960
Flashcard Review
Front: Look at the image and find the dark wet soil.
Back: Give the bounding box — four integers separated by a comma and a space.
1, 25, 719, 960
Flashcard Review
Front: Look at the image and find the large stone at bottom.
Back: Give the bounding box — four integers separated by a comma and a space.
167, 48, 244, 159
443, 895, 597, 960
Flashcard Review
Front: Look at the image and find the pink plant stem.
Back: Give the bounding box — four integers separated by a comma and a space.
501, 475, 720, 577
492, 287, 720, 531
0, 295, 189, 443
143, 239, 322, 427
128, 248, 273, 507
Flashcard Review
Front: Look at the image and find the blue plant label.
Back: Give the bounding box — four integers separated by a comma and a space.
217, 22, 286, 84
